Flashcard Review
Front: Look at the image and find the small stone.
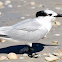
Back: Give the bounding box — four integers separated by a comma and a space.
49, 53, 59, 60
0, 56, 7, 60
19, 57, 24, 59
8, 4, 13, 8
59, 52, 62, 56
0, 1, 4, 8
23, 53, 28, 57
24, 1, 26, 3
54, 34, 60, 36
31, 7, 35, 9
17, 5, 21, 7
53, 53, 59, 56
0, 39, 6, 42
55, 7, 61, 10
60, 57, 62, 60
55, 3, 62, 6
57, 50, 61, 53
52, 41, 59, 45
0, 1, 3, 6
38, 4, 43, 8
8, 52, 18, 59
53, 21, 61, 26
45, 53, 59, 61
45, 56, 59, 61
20, 17, 25, 19
30, 2, 35, 6
43, 53, 48, 55
0, 12, 2, 16
5, 0, 11, 5
45, 57, 54, 62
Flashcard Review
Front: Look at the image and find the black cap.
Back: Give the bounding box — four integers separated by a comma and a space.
36, 11, 48, 17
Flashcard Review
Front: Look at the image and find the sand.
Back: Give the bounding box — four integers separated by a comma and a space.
0, 0, 62, 62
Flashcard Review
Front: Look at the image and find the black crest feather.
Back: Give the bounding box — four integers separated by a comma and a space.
36, 11, 48, 17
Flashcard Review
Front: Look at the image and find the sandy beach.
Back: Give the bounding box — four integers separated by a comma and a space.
0, 0, 62, 62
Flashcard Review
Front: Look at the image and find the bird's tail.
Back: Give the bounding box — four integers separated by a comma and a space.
0, 26, 12, 40
0, 26, 19, 43
0, 26, 12, 36
0, 26, 9, 34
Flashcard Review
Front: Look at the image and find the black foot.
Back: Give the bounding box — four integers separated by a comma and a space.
28, 46, 39, 58
28, 54, 33, 58
28, 47, 33, 57
28, 53, 39, 58
33, 53, 39, 58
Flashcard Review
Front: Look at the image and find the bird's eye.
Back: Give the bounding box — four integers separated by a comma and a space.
48, 14, 52, 16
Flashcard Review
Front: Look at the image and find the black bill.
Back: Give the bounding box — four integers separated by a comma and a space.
54, 14, 62, 17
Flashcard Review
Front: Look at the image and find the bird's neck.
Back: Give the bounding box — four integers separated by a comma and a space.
36, 16, 51, 24
36, 16, 52, 32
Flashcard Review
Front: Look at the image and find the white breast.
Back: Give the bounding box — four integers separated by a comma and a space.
36, 16, 53, 32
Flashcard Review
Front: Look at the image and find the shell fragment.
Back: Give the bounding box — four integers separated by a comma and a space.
45, 53, 59, 61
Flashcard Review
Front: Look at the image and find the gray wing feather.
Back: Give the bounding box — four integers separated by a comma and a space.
12, 18, 41, 31
7, 27, 48, 42
0, 18, 48, 42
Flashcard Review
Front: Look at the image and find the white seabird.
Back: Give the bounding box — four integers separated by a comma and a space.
0, 9, 62, 57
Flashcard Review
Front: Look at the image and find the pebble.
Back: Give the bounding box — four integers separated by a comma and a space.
8, 52, 18, 59
0, 39, 6, 42
0, 56, 7, 60
17, 5, 21, 7
55, 7, 61, 10
23, 53, 28, 57
31, 7, 35, 9
0, 12, 2, 16
45, 53, 59, 61
0, 1, 3, 6
57, 50, 61, 53
55, 3, 62, 6
5, 0, 11, 5
0, 1, 4, 8
59, 52, 62, 56
43, 53, 48, 55
53, 21, 61, 26
54, 34, 60, 36
45, 57, 54, 62
52, 41, 59, 45
30, 2, 35, 6
60, 57, 62, 60
53, 53, 59, 56
19, 57, 24, 59
38, 4, 43, 8
20, 16, 25, 19
8, 4, 13, 8
24, 1, 26, 3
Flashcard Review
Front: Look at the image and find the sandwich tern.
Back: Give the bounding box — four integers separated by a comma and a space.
0, 9, 62, 57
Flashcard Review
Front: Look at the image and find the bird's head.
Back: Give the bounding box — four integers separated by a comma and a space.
36, 9, 62, 17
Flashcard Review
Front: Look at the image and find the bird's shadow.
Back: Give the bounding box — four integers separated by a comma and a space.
0, 43, 58, 54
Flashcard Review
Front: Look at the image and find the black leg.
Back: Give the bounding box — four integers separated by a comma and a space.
28, 46, 34, 57
28, 46, 39, 58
